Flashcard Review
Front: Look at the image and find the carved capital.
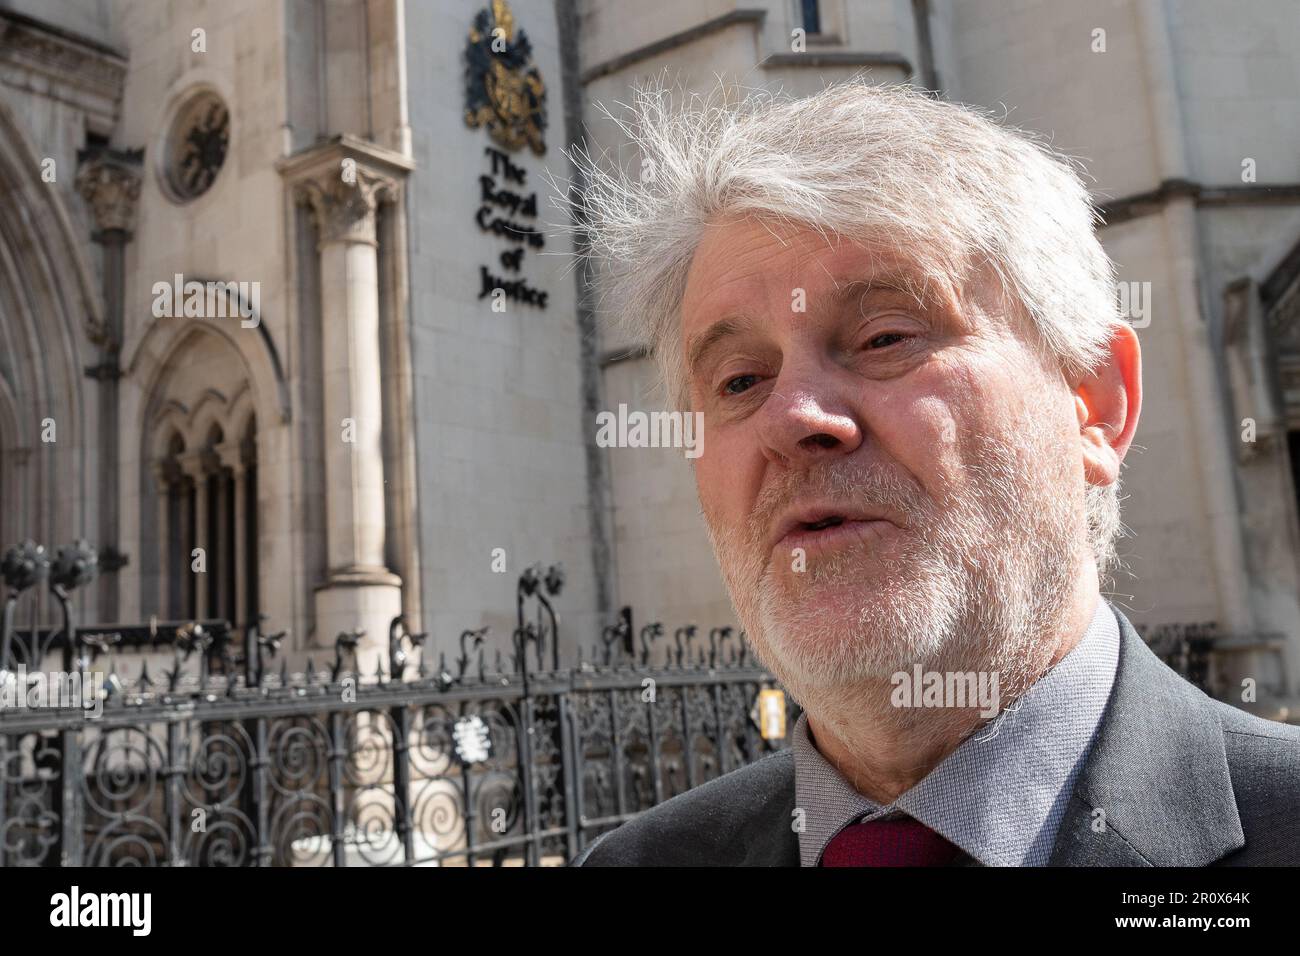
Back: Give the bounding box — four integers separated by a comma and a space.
177, 448, 220, 482
295, 170, 396, 246
214, 440, 248, 476
75, 152, 142, 235
276, 134, 414, 247
150, 457, 180, 489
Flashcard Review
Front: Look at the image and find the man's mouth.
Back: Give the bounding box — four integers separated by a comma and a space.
769, 506, 902, 561
802, 515, 845, 532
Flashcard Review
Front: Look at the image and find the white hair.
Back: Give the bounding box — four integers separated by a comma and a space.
565, 78, 1127, 580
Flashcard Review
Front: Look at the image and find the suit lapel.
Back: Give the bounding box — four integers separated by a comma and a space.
741, 752, 800, 866
1048, 604, 1245, 865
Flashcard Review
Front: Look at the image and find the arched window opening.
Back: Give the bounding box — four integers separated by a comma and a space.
152, 416, 259, 631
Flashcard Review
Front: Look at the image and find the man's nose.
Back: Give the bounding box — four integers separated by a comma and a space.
755, 366, 863, 468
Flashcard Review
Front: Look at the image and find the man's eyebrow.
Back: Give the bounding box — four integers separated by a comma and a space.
686, 317, 749, 378
684, 273, 931, 378
830, 273, 926, 310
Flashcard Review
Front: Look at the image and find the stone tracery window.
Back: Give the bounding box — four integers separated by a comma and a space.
152, 417, 258, 629
162, 90, 230, 202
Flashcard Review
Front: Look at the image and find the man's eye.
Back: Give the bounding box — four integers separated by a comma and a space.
722, 374, 760, 395
865, 332, 909, 349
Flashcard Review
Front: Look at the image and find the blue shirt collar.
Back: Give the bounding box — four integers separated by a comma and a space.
793, 596, 1121, 866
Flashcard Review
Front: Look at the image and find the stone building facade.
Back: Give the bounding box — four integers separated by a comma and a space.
1, 0, 1298, 718
0, 0, 602, 673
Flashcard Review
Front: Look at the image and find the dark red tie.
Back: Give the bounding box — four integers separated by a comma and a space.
820, 816, 963, 866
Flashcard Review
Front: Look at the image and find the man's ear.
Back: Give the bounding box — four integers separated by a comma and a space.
1074, 323, 1142, 487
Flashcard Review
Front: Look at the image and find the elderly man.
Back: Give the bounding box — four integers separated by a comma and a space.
570, 81, 1300, 867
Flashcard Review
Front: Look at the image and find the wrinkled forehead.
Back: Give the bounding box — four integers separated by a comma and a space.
679, 215, 977, 339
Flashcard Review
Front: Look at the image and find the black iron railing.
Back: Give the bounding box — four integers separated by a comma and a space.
1, 540, 1229, 867
0, 540, 794, 867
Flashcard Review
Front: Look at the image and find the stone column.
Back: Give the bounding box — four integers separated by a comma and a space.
214, 466, 233, 622
179, 450, 215, 620
177, 475, 195, 619
278, 138, 413, 674
150, 460, 175, 620
76, 148, 142, 621
217, 441, 249, 633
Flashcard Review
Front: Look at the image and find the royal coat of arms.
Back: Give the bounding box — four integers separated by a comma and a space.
464, 0, 547, 155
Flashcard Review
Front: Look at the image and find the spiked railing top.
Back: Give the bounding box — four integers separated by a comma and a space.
1, 540, 50, 594
51, 540, 98, 592
0, 549, 778, 718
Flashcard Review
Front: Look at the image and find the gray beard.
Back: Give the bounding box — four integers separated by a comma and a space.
703, 428, 1083, 725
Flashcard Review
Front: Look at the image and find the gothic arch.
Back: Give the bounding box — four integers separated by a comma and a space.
127, 315, 284, 629
125, 292, 290, 426
148, 403, 191, 457
0, 94, 101, 550
189, 389, 234, 447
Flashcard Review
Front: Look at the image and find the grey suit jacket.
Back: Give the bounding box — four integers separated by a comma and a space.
574, 603, 1300, 866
